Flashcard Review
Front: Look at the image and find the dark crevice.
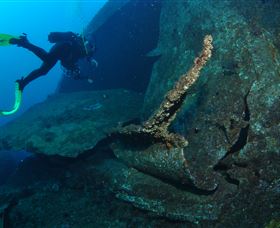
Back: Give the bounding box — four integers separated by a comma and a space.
254, 170, 261, 178
216, 123, 231, 144
243, 90, 251, 121
233, 162, 248, 168
213, 163, 229, 171
213, 90, 251, 185
228, 125, 249, 154
76, 137, 116, 161
2, 188, 34, 228
227, 90, 250, 154
135, 168, 218, 196
225, 173, 240, 186
219, 90, 251, 162
34, 136, 117, 168
213, 167, 240, 186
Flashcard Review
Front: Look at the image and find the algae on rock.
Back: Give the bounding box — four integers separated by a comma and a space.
115, 35, 213, 148
0, 90, 143, 157
112, 35, 216, 193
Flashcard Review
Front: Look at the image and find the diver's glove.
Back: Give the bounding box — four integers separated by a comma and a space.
0, 81, 23, 116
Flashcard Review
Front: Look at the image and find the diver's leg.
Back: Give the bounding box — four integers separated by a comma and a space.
17, 59, 57, 91
10, 35, 48, 61
24, 43, 49, 62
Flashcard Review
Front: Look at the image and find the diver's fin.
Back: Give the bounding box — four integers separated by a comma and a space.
0, 82, 22, 116
0, 34, 18, 46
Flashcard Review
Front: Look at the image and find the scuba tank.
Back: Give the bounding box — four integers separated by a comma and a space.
48, 31, 89, 57
48, 32, 79, 43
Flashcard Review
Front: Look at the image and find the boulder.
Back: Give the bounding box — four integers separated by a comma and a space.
0, 90, 143, 157
109, 0, 280, 222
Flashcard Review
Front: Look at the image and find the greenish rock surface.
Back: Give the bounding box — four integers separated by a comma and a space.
113, 141, 194, 186
0, 90, 143, 157
0, 0, 279, 226
0, 148, 277, 227
134, 0, 280, 191
109, 0, 280, 222
103, 159, 234, 223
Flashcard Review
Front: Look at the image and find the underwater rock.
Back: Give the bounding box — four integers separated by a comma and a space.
0, 151, 18, 186
104, 0, 280, 223
100, 157, 279, 225
0, 150, 29, 186
102, 159, 230, 223
112, 35, 216, 190
0, 143, 278, 227
0, 0, 278, 226
0, 90, 143, 157
139, 0, 280, 193
0, 150, 195, 227
86, 0, 131, 34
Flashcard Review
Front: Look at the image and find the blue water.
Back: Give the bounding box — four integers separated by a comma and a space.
0, 1, 107, 126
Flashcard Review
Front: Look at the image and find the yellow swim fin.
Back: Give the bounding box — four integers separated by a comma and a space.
0, 33, 18, 46
0, 82, 22, 116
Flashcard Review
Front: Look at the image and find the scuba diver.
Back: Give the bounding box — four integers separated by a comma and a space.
9, 31, 96, 91
0, 32, 97, 116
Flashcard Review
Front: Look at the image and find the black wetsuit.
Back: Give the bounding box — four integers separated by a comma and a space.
16, 34, 87, 90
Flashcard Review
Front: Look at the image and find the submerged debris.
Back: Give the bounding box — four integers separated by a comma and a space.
116, 35, 213, 147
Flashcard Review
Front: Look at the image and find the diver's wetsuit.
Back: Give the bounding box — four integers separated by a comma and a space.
11, 33, 87, 91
